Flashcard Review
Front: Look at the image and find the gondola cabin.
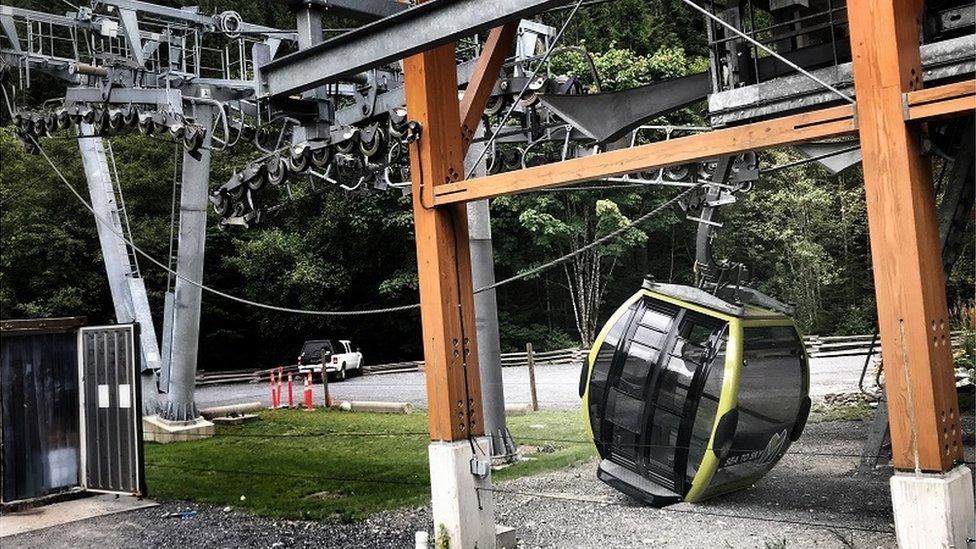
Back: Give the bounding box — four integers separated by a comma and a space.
581, 280, 810, 506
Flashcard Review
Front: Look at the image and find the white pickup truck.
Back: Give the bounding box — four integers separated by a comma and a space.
297, 339, 363, 381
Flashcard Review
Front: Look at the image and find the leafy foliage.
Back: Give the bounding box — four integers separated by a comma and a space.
1, 1, 973, 369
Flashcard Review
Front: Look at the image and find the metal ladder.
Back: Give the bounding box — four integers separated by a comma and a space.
104, 140, 141, 279
159, 145, 183, 392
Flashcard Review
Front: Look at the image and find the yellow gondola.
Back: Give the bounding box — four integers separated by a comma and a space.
580, 279, 811, 506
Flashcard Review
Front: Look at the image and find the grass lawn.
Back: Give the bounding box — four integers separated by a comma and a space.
145, 409, 596, 521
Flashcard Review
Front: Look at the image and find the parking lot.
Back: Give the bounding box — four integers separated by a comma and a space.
195, 354, 874, 410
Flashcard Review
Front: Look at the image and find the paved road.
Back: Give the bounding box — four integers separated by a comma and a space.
195, 354, 873, 410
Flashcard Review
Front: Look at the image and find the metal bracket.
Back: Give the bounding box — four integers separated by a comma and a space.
469, 456, 490, 478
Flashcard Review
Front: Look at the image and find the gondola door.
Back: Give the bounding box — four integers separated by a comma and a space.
636, 309, 726, 492
78, 324, 145, 496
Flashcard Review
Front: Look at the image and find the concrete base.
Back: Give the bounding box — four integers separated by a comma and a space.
0, 494, 157, 538
340, 401, 413, 414
429, 439, 495, 549
211, 414, 258, 425
199, 401, 262, 419
504, 404, 534, 416
495, 524, 516, 549
890, 464, 975, 549
142, 414, 214, 443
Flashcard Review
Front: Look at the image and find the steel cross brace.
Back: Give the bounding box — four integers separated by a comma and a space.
259, 0, 569, 97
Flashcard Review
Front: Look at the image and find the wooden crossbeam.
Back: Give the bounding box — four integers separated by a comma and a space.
904, 79, 976, 121
431, 79, 974, 205
459, 23, 518, 149
433, 104, 858, 204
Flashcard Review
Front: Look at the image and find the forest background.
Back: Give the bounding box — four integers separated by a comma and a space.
2, 0, 972, 368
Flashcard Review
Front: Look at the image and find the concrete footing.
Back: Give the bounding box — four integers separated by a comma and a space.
142, 415, 214, 443
199, 401, 263, 419
338, 401, 413, 414
890, 464, 975, 549
495, 524, 516, 549
504, 404, 534, 416
428, 439, 496, 548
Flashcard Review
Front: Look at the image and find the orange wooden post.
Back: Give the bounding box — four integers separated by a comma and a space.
459, 23, 519, 149
404, 42, 484, 443
848, 0, 973, 545
403, 37, 495, 547
321, 367, 332, 408
848, 0, 964, 474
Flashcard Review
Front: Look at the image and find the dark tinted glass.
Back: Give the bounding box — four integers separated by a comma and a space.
685, 334, 727, 480
302, 340, 333, 356
708, 325, 804, 491
587, 301, 639, 445
653, 314, 724, 484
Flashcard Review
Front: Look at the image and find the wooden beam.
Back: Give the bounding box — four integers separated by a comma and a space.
904, 79, 976, 121
433, 104, 858, 204
403, 42, 484, 441
432, 79, 973, 205
848, 0, 963, 472
459, 23, 518, 149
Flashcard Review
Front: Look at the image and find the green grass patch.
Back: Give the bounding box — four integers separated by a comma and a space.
145, 409, 595, 521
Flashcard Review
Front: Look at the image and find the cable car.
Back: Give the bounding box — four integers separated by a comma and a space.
580, 279, 810, 506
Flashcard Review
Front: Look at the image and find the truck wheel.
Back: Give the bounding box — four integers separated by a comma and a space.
337, 364, 347, 381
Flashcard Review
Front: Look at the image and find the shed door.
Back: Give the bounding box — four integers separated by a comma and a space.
78, 325, 144, 495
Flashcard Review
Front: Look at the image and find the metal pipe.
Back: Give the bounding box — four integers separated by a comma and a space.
466, 134, 518, 460
68, 62, 108, 76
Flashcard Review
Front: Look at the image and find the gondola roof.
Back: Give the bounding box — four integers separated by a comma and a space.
641, 279, 793, 320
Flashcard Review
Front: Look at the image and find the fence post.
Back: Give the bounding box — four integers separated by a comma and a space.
526, 343, 538, 412
320, 350, 332, 408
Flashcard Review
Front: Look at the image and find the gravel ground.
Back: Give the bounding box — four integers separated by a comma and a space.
196, 355, 873, 411
12, 413, 972, 549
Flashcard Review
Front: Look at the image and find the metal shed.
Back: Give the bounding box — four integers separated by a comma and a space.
1, 318, 145, 508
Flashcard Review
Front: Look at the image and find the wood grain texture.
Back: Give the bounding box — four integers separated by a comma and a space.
459, 23, 518, 149
848, 0, 963, 472
434, 105, 858, 204
404, 42, 484, 441
904, 79, 976, 121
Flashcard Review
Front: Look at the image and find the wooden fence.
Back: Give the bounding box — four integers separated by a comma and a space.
195, 330, 971, 385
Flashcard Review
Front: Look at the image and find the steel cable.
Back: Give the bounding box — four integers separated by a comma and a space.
28, 134, 699, 316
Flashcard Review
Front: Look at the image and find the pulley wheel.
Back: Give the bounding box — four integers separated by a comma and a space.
212, 193, 233, 217
266, 157, 289, 186
288, 147, 311, 173
57, 110, 73, 130
359, 126, 385, 158
665, 164, 690, 181
484, 95, 506, 116
311, 146, 332, 169
93, 110, 109, 135
335, 129, 360, 154
123, 107, 139, 127
109, 110, 126, 132
183, 126, 205, 152
246, 170, 267, 191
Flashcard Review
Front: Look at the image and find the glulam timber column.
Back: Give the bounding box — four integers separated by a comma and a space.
403, 42, 496, 547
847, 1, 974, 546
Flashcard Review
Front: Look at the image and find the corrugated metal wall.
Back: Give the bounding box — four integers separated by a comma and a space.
1, 325, 81, 504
